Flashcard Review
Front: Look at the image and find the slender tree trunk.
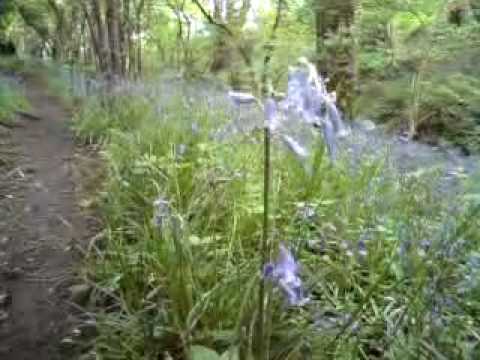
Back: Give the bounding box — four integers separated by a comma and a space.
126, 0, 136, 75
136, 17, 142, 76
135, 0, 146, 76
79, 16, 86, 63
261, 0, 285, 95
90, 0, 110, 73
182, 11, 192, 67
106, 0, 122, 76
169, 5, 183, 69
121, 0, 131, 75
47, 0, 65, 61
192, 0, 253, 71
315, 0, 356, 118
82, 2, 103, 71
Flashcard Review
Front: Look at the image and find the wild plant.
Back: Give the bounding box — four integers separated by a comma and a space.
0, 80, 29, 126
225, 57, 350, 360
71, 59, 480, 359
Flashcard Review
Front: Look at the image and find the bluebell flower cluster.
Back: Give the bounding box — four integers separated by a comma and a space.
226, 58, 347, 162
264, 244, 310, 306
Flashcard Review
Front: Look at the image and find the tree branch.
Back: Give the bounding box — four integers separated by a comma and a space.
191, 0, 252, 69
191, 0, 234, 37
261, 0, 286, 95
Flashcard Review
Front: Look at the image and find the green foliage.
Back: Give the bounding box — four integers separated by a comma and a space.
75, 93, 480, 359
355, 69, 480, 150
6, 0, 480, 152
73, 96, 155, 143
0, 56, 26, 72
356, 4, 480, 150
0, 0, 16, 37
0, 80, 29, 126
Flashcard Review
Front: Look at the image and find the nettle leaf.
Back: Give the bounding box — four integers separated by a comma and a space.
190, 345, 222, 360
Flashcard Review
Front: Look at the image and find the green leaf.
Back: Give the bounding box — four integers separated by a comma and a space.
190, 345, 221, 360
189, 235, 214, 246
220, 347, 240, 360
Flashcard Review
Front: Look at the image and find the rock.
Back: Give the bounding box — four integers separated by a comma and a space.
33, 181, 46, 191
59, 337, 75, 351
23, 165, 36, 174
398, 134, 410, 143
78, 351, 97, 360
69, 284, 92, 305
3, 267, 24, 280
306, 239, 327, 254
0, 291, 11, 307
359, 119, 376, 131
0, 310, 9, 323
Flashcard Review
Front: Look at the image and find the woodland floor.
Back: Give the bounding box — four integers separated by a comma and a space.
0, 75, 94, 359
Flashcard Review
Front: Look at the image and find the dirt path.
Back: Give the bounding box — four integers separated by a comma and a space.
0, 77, 87, 359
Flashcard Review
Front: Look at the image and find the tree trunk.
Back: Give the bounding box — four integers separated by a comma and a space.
315, 0, 356, 118
47, 0, 66, 61
135, 0, 146, 77
261, 0, 285, 95
89, 0, 110, 73
106, 0, 122, 76
121, 0, 131, 75
82, 2, 103, 71
126, 0, 136, 75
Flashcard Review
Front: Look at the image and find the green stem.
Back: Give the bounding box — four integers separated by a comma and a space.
258, 125, 271, 360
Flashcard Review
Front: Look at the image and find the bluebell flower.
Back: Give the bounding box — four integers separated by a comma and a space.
420, 239, 432, 252
320, 118, 337, 161
177, 144, 187, 157
222, 58, 346, 163
401, 240, 414, 260
296, 202, 316, 221
281, 64, 346, 160
264, 98, 279, 131
228, 90, 257, 106
281, 135, 309, 161
358, 239, 368, 258
264, 244, 310, 306
152, 197, 171, 228
191, 122, 200, 135
286, 70, 310, 114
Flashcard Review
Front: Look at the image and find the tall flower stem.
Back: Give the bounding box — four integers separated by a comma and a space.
258, 125, 272, 360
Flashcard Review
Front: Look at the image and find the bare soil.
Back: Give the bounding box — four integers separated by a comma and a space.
0, 76, 89, 359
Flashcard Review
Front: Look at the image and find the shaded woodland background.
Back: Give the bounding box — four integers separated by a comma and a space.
1, 0, 480, 151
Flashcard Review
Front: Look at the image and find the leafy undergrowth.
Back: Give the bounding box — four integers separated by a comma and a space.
0, 81, 29, 126
0, 56, 28, 74
1, 57, 88, 109
357, 69, 480, 152
73, 94, 480, 360
356, 19, 480, 153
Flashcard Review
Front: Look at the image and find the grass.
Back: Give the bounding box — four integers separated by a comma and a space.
1, 56, 91, 108
0, 81, 29, 127
70, 88, 480, 360
0, 56, 29, 74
